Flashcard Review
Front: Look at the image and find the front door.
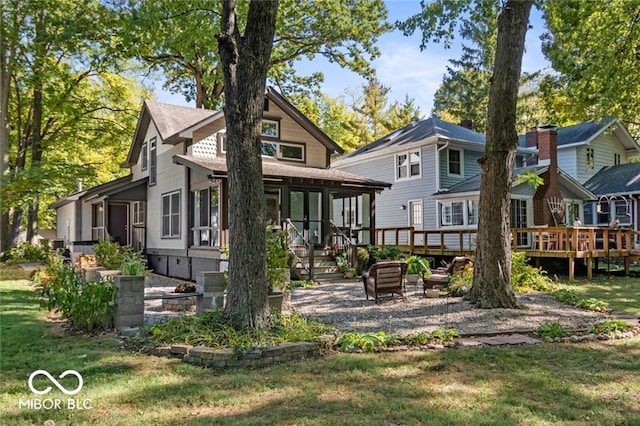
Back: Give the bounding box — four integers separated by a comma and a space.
108, 204, 129, 245
290, 189, 323, 246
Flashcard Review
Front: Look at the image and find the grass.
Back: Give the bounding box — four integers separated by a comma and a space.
2, 267, 640, 425
558, 275, 640, 316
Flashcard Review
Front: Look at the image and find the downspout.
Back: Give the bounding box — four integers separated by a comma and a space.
435, 142, 449, 231
436, 142, 449, 192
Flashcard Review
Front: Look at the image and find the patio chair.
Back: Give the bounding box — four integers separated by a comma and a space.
363, 261, 407, 303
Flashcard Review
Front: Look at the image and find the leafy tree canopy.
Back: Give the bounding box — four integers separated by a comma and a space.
110, 0, 391, 109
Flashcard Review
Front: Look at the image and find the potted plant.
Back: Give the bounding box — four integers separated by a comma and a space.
335, 255, 348, 272
266, 229, 291, 310
405, 255, 430, 285
343, 266, 357, 279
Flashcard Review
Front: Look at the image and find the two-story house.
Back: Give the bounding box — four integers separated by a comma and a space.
52, 88, 390, 280
331, 116, 640, 241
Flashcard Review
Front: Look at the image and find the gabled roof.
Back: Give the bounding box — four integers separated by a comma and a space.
122, 87, 342, 168
436, 165, 595, 200
518, 117, 638, 150
122, 101, 218, 167
50, 175, 132, 209
338, 117, 486, 161
584, 163, 640, 196
173, 154, 391, 191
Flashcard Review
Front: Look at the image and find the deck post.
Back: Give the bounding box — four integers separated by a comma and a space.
587, 256, 593, 280
568, 256, 575, 282
625, 255, 631, 276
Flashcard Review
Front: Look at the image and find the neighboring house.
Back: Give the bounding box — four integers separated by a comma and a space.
330, 117, 533, 234
52, 87, 390, 280
331, 116, 640, 239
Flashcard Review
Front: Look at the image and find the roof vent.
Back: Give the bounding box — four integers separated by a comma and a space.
411, 117, 419, 127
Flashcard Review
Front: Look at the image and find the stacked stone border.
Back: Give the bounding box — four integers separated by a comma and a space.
146, 335, 334, 368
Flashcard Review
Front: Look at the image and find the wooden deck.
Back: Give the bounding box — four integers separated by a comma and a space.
375, 226, 640, 281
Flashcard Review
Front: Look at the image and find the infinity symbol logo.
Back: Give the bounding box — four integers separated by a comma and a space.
28, 370, 83, 396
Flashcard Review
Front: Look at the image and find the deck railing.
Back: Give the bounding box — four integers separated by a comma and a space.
375, 225, 639, 258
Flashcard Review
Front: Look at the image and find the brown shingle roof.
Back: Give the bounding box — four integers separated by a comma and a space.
174, 155, 391, 190
144, 101, 218, 141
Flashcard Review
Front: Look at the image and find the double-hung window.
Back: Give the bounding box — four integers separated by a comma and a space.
133, 201, 145, 225
441, 202, 464, 226
396, 150, 421, 180
161, 190, 180, 238
448, 149, 462, 176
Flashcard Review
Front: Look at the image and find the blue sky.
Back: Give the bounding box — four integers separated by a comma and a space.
156, 1, 550, 115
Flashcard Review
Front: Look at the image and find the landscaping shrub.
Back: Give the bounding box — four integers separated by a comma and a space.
511, 251, 557, 293
140, 309, 334, 350
590, 319, 636, 336
446, 251, 557, 296
34, 256, 116, 331
356, 247, 369, 274
93, 238, 146, 274
337, 329, 458, 352
3, 240, 50, 264
552, 288, 610, 312
366, 245, 403, 267
537, 321, 569, 339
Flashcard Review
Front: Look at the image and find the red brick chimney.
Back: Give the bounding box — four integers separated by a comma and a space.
533, 125, 563, 226
525, 127, 538, 166
460, 119, 473, 130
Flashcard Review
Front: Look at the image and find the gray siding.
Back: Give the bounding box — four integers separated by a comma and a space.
439, 147, 483, 189
575, 133, 629, 184
333, 145, 439, 230
557, 146, 578, 178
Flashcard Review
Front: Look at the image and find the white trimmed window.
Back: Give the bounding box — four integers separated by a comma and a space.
396, 150, 421, 180
161, 190, 180, 238
441, 202, 464, 226
448, 148, 462, 176
141, 141, 148, 171
149, 137, 157, 185
261, 141, 304, 161
133, 201, 145, 225
218, 131, 227, 153
467, 200, 479, 225
261, 119, 280, 138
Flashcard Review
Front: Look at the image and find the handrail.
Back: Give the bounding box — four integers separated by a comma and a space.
328, 220, 355, 266
283, 219, 312, 278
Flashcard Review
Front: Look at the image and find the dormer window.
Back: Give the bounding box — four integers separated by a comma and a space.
261, 119, 279, 138
261, 141, 304, 162
396, 150, 421, 180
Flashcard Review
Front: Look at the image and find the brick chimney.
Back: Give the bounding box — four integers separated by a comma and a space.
533, 125, 563, 226
460, 119, 473, 130
525, 127, 538, 166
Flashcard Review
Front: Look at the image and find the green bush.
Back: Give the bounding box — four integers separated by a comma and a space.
266, 229, 292, 293
511, 251, 557, 293
590, 320, 636, 336
356, 247, 369, 274
553, 288, 610, 312
445, 251, 556, 296
93, 239, 146, 274
4, 241, 50, 264
366, 245, 403, 265
538, 321, 569, 339
336, 329, 458, 352
34, 256, 116, 331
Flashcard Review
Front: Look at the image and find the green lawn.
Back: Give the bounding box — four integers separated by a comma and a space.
1, 269, 639, 425
559, 275, 640, 316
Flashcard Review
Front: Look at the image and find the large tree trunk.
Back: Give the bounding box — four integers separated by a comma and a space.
217, 0, 279, 330
469, 0, 533, 309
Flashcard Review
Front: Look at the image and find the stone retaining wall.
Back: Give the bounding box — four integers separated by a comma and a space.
162, 296, 197, 312
149, 338, 333, 368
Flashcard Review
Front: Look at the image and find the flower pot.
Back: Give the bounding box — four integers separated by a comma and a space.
344, 271, 355, 279
406, 273, 421, 285
268, 292, 284, 311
